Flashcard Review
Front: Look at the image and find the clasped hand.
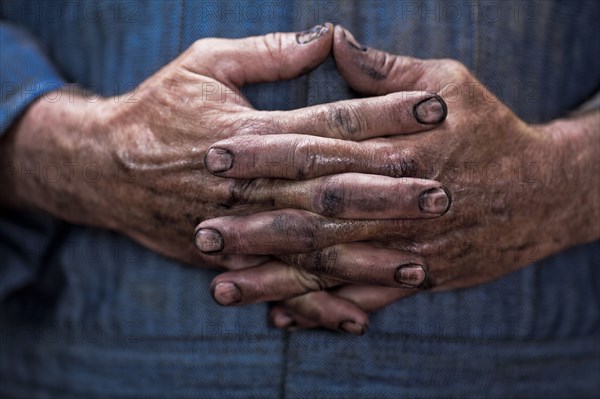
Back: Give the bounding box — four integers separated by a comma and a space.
80, 24, 564, 334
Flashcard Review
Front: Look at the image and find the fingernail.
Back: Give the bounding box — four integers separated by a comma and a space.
205, 148, 233, 174
296, 24, 330, 44
343, 29, 367, 51
195, 228, 224, 253
339, 320, 366, 336
272, 312, 295, 328
419, 187, 451, 215
413, 95, 447, 124
211, 282, 241, 306
395, 264, 426, 287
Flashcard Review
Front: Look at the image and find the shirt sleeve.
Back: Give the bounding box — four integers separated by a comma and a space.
0, 22, 66, 299
0, 21, 65, 135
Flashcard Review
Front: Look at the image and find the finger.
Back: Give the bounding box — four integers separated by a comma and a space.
332, 25, 445, 95
278, 243, 428, 287
205, 134, 430, 179
194, 177, 451, 251
270, 291, 369, 335
273, 285, 414, 331
209, 261, 338, 306
218, 173, 450, 219
220, 89, 446, 142
209, 243, 427, 305
194, 209, 437, 255
194, 208, 442, 255
194, 210, 373, 255
195, 209, 420, 255
186, 23, 333, 87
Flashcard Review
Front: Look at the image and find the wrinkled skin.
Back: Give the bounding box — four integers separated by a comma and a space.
199, 26, 599, 333
1, 24, 597, 336
0, 25, 449, 291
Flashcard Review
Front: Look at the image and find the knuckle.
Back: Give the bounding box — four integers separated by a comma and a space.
301, 247, 341, 276
188, 39, 205, 55
292, 268, 329, 292
271, 211, 321, 251
292, 138, 318, 180
323, 104, 364, 139
381, 52, 398, 78
229, 112, 273, 136
185, 38, 231, 79
360, 51, 391, 82
388, 94, 415, 123
259, 33, 285, 80
224, 179, 264, 206
314, 177, 345, 217
294, 224, 319, 251
385, 148, 422, 177
390, 55, 427, 85
440, 58, 469, 79
189, 37, 218, 56
262, 32, 284, 53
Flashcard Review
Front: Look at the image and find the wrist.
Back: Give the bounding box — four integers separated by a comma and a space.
0, 87, 116, 228
536, 112, 600, 251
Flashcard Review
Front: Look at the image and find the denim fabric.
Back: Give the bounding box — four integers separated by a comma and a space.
1, 1, 599, 398
0, 22, 64, 133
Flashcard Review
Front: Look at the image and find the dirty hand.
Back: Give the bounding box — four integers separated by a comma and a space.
201, 26, 599, 334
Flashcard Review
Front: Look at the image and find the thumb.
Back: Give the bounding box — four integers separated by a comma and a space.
186, 23, 333, 87
332, 25, 435, 95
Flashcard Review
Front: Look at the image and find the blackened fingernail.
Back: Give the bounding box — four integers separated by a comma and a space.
413, 95, 447, 124
195, 228, 224, 253
296, 24, 330, 44
343, 29, 367, 51
395, 264, 426, 287
211, 282, 241, 306
205, 148, 233, 173
272, 312, 295, 328
419, 187, 451, 215
339, 320, 366, 335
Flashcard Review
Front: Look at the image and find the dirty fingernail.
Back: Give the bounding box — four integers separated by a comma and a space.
414, 95, 447, 124
419, 187, 451, 215
205, 148, 233, 173
272, 312, 295, 328
195, 228, 224, 253
211, 282, 241, 306
395, 264, 426, 287
343, 29, 367, 51
296, 24, 330, 44
339, 320, 366, 335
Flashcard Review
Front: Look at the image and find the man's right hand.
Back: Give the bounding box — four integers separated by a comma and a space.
0, 24, 447, 271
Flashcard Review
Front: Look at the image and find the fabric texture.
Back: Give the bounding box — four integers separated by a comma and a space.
1, 1, 599, 398
0, 22, 64, 133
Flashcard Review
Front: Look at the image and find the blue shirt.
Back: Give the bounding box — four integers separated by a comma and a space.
1, 1, 599, 397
